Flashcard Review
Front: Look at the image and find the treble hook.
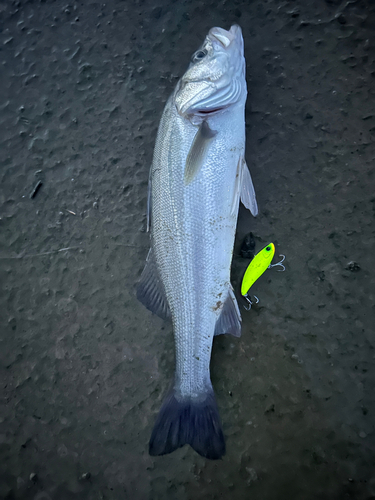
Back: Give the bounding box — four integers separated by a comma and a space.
243, 294, 259, 311
269, 254, 286, 272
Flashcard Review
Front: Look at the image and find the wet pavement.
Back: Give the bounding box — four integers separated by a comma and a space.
1, 0, 374, 498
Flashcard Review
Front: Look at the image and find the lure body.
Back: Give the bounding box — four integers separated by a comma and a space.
241, 243, 275, 296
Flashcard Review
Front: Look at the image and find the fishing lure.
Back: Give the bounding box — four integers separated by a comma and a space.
241, 242, 285, 310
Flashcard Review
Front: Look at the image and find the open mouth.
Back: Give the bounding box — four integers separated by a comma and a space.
196, 107, 225, 115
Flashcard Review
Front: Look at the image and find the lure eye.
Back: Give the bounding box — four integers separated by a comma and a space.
192, 49, 207, 63
266, 246, 271, 252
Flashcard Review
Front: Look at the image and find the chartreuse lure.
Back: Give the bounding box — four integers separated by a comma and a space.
241, 243, 285, 310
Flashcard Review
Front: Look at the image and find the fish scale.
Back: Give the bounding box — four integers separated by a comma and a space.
152, 107, 235, 395
137, 25, 258, 459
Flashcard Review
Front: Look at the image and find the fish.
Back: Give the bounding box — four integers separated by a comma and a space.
137, 25, 258, 459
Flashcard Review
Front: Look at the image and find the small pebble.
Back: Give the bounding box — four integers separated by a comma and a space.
346, 261, 360, 272
245, 467, 258, 485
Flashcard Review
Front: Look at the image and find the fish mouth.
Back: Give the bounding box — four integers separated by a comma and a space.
195, 106, 227, 116
211, 30, 231, 48
209, 25, 240, 48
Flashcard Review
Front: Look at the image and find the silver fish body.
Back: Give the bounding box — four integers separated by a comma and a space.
137, 25, 258, 459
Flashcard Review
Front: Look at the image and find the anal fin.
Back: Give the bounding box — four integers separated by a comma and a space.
214, 286, 242, 337
136, 248, 170, 320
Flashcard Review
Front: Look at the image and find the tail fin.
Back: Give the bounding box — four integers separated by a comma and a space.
149, 388, 225, 460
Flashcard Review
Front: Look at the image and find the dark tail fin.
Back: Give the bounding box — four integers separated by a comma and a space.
149, 388, 225, 460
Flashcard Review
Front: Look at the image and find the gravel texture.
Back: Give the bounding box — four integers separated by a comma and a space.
0, 0, 374, 499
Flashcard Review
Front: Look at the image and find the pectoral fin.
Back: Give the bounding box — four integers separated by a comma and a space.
240, 159, 258, 217
184, 120, 217, 185
136, 248, 170, 320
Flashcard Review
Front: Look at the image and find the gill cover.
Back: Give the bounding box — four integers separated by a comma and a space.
175, 25, 246, 116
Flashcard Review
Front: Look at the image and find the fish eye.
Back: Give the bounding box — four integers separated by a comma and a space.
192, 49, 207, 63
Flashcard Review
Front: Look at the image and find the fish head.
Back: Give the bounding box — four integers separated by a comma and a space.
175, 25, 246, 118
